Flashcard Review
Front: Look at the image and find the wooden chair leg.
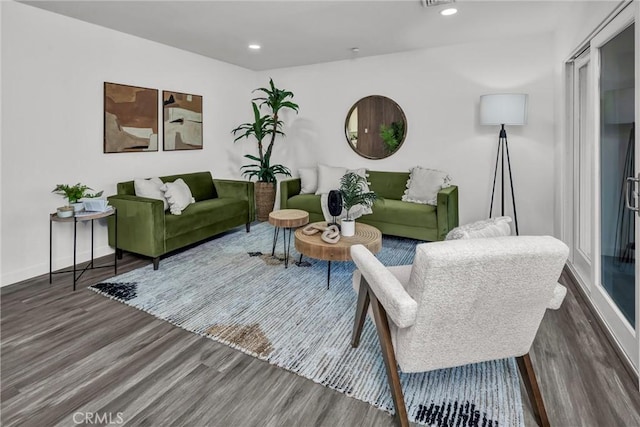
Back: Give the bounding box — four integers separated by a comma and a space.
351, 277, 370, 347
370, 289, 410, 427
517, 353, 550, 427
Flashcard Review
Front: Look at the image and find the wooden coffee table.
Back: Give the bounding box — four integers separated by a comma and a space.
268, 209, 309, 268
295, 222, 382, 289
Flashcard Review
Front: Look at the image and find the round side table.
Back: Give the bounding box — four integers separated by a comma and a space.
49, 207, 118, 291
295, 221, 382, 289
268, 209, 309, 268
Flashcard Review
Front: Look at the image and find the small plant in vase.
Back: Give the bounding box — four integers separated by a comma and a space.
52, 183, 103, 217
339, 172, 377, 237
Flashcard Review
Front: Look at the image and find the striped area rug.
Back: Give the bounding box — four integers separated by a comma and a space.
90, 222, 524, 426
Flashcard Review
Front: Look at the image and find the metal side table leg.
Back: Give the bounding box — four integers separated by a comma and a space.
73, 216, 77, 291
283, 227, 294, 268
49, 216, 53, 285
271, 226, 280, 257
114, 209, 118, 275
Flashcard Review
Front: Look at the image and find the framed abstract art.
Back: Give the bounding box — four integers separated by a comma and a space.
162, 91, 203, 150
104, 82, 159, 153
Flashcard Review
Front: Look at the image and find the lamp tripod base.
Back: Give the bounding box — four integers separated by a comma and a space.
489, 124, 520, 235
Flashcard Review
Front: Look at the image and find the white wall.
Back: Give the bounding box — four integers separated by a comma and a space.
1, 1, 254, 286
552, 0, 621, 245
260, 34, 557, 235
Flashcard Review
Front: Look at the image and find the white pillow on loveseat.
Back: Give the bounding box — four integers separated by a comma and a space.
445, 216, 512, 240
161, 178, 195, 215
134, 177, 169, 211
315, 164, 348, 195
402, 166, 452, 206
299, 167, 318, 194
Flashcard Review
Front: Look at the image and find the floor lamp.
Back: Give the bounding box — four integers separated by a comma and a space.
480, 93, 528, 235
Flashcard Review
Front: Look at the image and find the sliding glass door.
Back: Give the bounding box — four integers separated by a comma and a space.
591, 7, 637, 368
571, 53, 592, 286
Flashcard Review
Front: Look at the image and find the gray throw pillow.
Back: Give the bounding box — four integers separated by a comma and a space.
402, 166, 452, 206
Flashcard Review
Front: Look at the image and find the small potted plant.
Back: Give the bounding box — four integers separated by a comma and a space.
339, 172, 377, 237
52, 183, 103, 217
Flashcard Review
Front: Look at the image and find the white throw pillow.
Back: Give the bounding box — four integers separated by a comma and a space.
315, 164, 348, 195
401, 166, 452, 206
299, 167, 318, 194
161, 178, 195, 215
445, 216, 512, 240
134, 177, 168, 211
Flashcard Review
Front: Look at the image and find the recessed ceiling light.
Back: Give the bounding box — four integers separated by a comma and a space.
248, 44, 261, 50
440, 8, 457, 16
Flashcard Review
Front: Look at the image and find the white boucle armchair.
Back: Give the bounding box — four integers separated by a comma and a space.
350, 236, 569, 427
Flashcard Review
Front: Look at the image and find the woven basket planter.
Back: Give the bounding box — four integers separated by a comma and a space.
255, 181, 276, 221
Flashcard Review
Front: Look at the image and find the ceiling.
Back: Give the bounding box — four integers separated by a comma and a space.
22, 0, 579, 71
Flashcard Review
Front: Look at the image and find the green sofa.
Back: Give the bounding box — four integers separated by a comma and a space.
108, 171, 255, 269
280, 170, 458, 241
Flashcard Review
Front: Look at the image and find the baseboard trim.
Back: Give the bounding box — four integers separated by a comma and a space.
1, 245, 114, 287
563, 264, 639, 386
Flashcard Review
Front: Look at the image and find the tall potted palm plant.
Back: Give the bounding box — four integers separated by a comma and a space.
232, 79, 299, 221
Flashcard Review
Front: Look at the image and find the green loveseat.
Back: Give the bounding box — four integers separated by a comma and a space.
280, 170, 458, 241
108, 171, 255, 269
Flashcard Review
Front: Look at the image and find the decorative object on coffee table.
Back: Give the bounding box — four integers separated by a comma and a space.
339, 172, 377, 237
327, 189, 343, 228
232, 79, 299, 221
268, 209, 309, 268
104, 82, 158, 153
295, 221, 381, 289
302, 223, 341, 244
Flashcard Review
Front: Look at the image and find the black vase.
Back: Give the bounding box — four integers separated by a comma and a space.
328, 190, 342, 228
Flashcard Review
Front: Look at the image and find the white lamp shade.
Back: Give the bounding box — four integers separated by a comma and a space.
480, 93, 528, 125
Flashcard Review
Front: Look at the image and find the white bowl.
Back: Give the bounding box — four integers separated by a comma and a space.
57, 208, 74, 218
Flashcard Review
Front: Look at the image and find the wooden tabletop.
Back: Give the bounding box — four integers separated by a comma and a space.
295, 222, 382, 262
269, 209, 309, 228
50, 207, 115, 223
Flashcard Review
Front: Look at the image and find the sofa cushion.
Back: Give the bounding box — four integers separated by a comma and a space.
287, 194, 322, 216
368, 199, 437, 229
160, 172, 217, 202
368, 171, 410, 200
299, 167, 318, 194
402, 166, 452, 206
134, 177, 168, 211
165, 198, 248, 239
162, 178, 195, 215
315, 164, 348, 195
446, 216, 512, 240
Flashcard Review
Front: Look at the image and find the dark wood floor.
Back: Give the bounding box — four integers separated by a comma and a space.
2, 251, 640, 426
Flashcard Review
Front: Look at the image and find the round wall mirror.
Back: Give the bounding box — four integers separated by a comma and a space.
344, 95, 407, 159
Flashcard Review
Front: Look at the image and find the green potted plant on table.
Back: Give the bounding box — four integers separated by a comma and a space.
232, 78, 299, 221
52, 183, 103, 217
339, 172, 377, 237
